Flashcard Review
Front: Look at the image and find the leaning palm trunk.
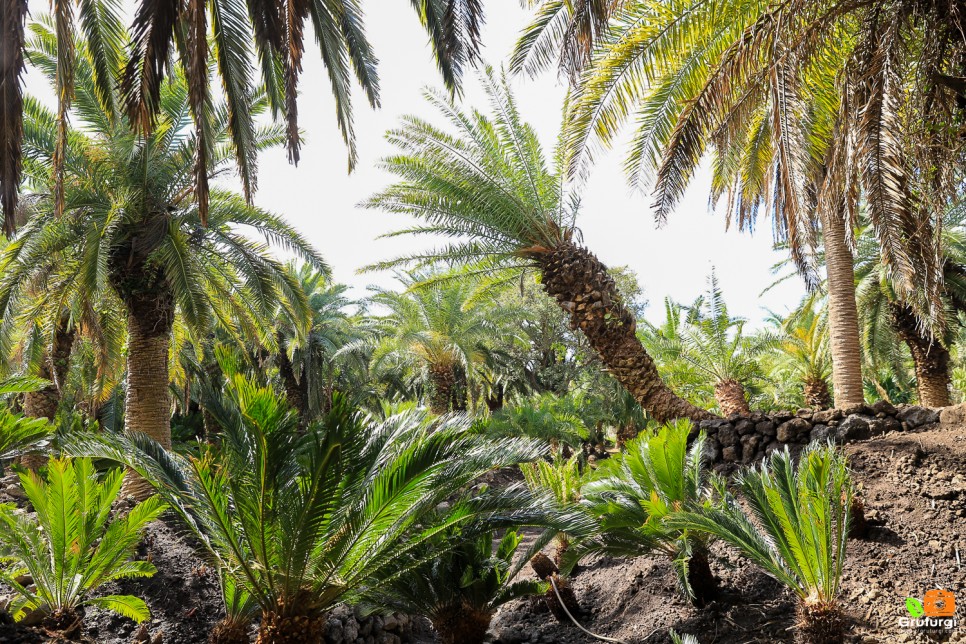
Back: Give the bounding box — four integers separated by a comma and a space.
713, 379, 750, 416
121, 292, 174, 499
821, 209, 865, 408
21, 318, 75, 469
537, 241, 714, 423
256, 609, 325, 644
890, 303, 951, 407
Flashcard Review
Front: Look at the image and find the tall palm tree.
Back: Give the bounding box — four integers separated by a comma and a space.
367, 273, 505, 415
8, 22, 323, 460
272, 263, 367, 421
566, 0, 966, 409
0, 0, 487, 233
855, 203, 966, 407
365, 68, 713, 423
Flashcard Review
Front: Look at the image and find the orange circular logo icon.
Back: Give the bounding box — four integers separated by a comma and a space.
924, 589, 957, 617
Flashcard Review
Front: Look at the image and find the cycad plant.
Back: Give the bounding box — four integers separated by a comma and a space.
0, 458, 164, 629
642, 275, 767, 416
366, 66, 711, 423
64, 377, 549, 644
667, 444, 853, 644
363, 494, 577, 644
484, 393, 590, 456
765, 297, 832, 408
521, 453, 589, 564
576, 419, 718, 605
0, 404, 52, 466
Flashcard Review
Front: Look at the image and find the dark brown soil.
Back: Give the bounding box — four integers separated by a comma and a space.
483, 420, 966, 644
2, 420, 965, 643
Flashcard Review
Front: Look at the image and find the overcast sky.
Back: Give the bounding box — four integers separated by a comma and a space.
24, 1, 806, 326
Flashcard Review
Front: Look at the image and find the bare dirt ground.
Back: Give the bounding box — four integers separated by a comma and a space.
1, 419, 964, 643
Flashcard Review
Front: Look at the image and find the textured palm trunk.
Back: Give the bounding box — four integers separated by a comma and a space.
687, 547, 718, 607
890, 303, 951, 407
122, 292, 174, 499
431, 604, 493, 644
713, 379, 750, 416
276, 333, 308, 424
21, 319, 75, 469
803, 377, 832, 409
537, 241, 714, 423
255, 612, 325, 644
820, 209, 865, 408
428, 363, 455, 415
796, 600, 845, 644
208, 618, 251, 644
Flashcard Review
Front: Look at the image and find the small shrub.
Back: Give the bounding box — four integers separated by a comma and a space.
668, 443, 853, 644
520, 454, 589, 564
0, 458, 163, 628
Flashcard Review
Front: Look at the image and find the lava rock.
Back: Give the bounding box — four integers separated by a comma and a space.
837, 415, 872, 440
776, 418, 811, 443
735, 419, 756, 435
899, 406, 940, 429
717, 425, 739, 447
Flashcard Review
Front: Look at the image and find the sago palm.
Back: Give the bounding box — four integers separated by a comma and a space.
642, 274, 767, 416
765, 297, 833, 408
667, 443, 853, 644
362, 485, 592, 644
484, 393, 590, 455
365, 66, 712, 423
11, 23, 323, 460
64, 378, 550, 644
576, 419, 718, 605
367, 272, 507, 414
0, 458, 165, 629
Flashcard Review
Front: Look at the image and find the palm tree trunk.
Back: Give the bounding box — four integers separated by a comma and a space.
890, 303, 951, 407
21, 317, 75, 469
796, 600, 844, 644
122, 292, 174, 499
428, 364, 455, 415
820, 209, 865, 409
276, 332, 308, 422
687, 547, 718, 607
431, 604, 493, 644
803, 377, 832, 408
255, 612, 325, 644
713, 379, 750, 416
537, 241, 714, 423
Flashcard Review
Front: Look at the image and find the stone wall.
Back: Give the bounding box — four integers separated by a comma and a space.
323, 605, 417, 644
696, 401, 940, 468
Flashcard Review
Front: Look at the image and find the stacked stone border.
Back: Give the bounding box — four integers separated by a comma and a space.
696, 401, 942, 468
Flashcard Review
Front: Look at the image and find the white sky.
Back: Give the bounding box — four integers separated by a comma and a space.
24, 1, 807, 326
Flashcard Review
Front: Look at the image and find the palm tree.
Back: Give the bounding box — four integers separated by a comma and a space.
765, 298, 832, 408
367, 273, 506, 415
855, 203, 966, 407
510, 0, 624, 82
10, 23, 323, 462
0, 0, 487, 232
270, 263, 367, 422
642, 274, 767, 416
566, 0, 966, 410
365, 67, 713, 423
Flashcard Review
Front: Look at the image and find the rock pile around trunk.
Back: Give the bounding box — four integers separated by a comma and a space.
698, 401, 943, 468
323, 605, 416, 644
